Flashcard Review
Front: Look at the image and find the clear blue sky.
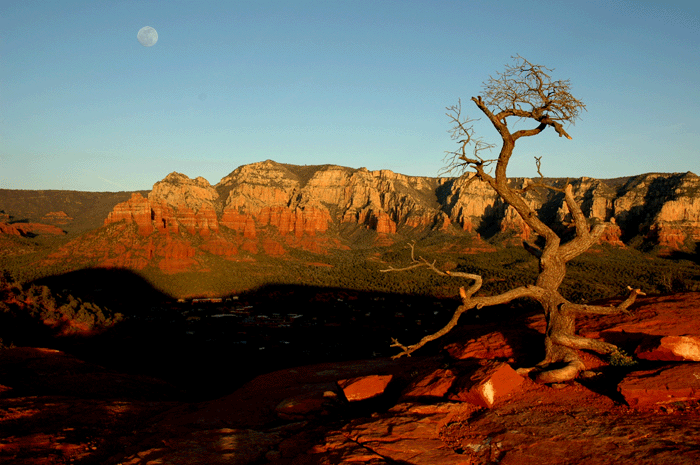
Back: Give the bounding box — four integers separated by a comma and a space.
2, 0, 698, 191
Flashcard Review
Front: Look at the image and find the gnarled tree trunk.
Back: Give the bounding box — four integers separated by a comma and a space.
383, 56, 643, 383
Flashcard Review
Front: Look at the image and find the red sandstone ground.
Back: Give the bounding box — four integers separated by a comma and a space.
1, 293, 700, 464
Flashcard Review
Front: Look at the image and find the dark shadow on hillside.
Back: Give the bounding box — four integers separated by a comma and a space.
22, 271, 451, 399
18, 269, 545, 402
18, 265, 679, 407
663, 240, 700, 264
617, 175, 685, 246
0, 346, 181, 464
33, 267, 171, 311
2, 270, 180, 464
475, 202, 505, 239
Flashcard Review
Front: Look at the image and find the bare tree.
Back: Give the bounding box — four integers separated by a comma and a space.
383, 56, 643, 383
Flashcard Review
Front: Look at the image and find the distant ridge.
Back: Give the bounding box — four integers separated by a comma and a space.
1, 161, 698, 279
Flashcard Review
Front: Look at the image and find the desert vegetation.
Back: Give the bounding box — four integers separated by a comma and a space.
2, 234, 699, 302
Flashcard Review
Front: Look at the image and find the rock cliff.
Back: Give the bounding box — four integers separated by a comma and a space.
42, 161, 695, 273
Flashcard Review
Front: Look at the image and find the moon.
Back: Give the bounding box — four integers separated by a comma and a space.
137, 26, 158, 47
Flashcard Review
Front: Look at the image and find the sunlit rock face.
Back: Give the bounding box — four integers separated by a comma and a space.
219, 161, 332, 237
104, 174, 220, 236
149, 173, 220, 236
644, 174, 700, 249
104, 193, 154, 235
73, 162, 700, 273
101, 163, 700, 250
217, 161, 446, 236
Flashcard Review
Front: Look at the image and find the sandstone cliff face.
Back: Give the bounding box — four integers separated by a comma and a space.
603, 172, 700, 249
338, 168, 449, 233
104, 193, 154, 235
105, 174, 220, 237
643, 173, 700, 249
91, 162, 700, 272
219, 161, 331, 237
217, 161, 447, 236
150, 173, 220, 236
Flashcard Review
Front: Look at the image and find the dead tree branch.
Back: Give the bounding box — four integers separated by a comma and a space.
385, 57, 641, 382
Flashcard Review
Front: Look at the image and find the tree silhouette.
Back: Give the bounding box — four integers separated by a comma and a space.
384, 56, 643, 383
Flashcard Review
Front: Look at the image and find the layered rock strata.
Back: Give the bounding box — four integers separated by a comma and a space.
47, 160, 693, 273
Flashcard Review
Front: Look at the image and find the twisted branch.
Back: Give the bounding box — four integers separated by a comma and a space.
381, 243, 542, 359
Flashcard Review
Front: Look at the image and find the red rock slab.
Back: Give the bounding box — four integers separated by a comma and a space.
275, 385, 344, 420
306, 430, 388, 464
307, 402, 473, 465
618, 363, 700, 409
401, 368, 457, 399
577, 293, 700, 344
337, 374, 393, 402
635, 335, 700, 361
445, 330, 515, 360
449, 362, 524, 408
0, 395, 177, 465
119, 428, 282, 465
166, 357, 440, 429
439, 380, 700, 465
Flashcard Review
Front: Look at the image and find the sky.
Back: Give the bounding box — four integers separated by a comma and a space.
1, 0, 699, 192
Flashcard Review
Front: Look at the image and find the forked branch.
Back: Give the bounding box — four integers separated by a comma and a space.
380, 242, 444, 275
381, 242, 542, 358
389, 281, 543, 359
442, 99, 497, 177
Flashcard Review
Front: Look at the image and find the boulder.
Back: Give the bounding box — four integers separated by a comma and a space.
337, 374, 393, 402
635, 335, 700, 361
449, 362, 524, 408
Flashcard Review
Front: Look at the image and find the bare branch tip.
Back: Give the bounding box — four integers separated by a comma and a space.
626, 286, 646, 296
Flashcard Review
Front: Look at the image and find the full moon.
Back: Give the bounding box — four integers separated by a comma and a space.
137, 26, 158, 47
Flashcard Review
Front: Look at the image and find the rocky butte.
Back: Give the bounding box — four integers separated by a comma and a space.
32, 160, 698, 273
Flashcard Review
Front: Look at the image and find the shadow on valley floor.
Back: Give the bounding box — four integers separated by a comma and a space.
33, 267, 172, 310
22, 267, 672, 406
5, 268, 678, 465
18, 267, 547, 402
663, 240, 700, 264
